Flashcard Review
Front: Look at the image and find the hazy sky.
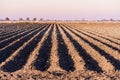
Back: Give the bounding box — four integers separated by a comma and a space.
0, 0, 120, 20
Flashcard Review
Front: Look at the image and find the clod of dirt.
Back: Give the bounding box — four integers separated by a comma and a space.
51, 71, 65, 76
17, 74, 23, 78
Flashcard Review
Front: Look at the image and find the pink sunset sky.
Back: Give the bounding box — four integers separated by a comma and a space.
0, 0, 120, 20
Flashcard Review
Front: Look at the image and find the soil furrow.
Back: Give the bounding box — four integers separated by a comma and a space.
79, 29, 120, 46
58, 24, 85, 71
61, 25, 104, 72
66, 23, 120, 44
0, 24, 50, 70
0, 26, 45, 52
63, 25, 114, 72
0, 23, 45, 42
0, 26, 46, 64
0, 28, 22, 37
74, 29, 120, 53
66, 26, 120, 70
34, 24, 53, 71
56, 25, 75, 72
0, 24, 31, 38
70, 28, 120, 64
23, 24, 52, 71
78, 29, 120, 50
0, 26, 40, 49
0, 29, 27, 41
48, 24, 63, 72
1, 25, 49, 72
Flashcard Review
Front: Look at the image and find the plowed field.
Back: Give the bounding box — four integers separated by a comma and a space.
0, 22, 120, 80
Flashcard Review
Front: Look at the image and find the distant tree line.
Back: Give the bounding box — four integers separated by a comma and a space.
4, 17, 44, 21
3, 17, 120, 21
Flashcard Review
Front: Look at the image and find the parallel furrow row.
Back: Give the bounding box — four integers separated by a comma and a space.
0, 26, 41, 49
65, 25, 120, 71
79, 28, 120, 46
66, 24, 120, 44
0, 29, 26, 41
66, 25, 120, 58
0, 25, 49, 65
62, 24, 114, 72
0, 23, 120, 73
0, 24, 31, 37
0, 24, 50, 72
23, 24, 52, 71
58, 24, 85, 71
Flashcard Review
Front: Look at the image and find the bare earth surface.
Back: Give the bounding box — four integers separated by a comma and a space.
0, 22, 120, 80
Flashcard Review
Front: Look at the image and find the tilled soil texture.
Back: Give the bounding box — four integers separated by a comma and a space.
0, 22, 120, 80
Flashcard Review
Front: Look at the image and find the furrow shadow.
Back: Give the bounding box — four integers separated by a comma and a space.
56, 25, 75, 72
61, 26, 103, 72
0, 30, 25, 41
0, 27, 45, 64
34, 25, 53, 71
1, 25, 49, 72
76, 29, 120, 53
66, 27, 120, 70
0, 29, 21, 38
0, 27, 39, 49
0, 24, 30, 38
80, 29, 120, 46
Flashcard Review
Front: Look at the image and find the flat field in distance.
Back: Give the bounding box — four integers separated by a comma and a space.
0, 21, 120, 80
